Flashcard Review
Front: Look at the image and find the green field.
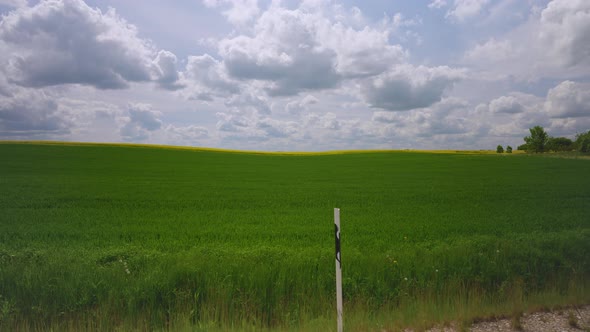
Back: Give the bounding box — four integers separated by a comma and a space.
0, 142, 589, 331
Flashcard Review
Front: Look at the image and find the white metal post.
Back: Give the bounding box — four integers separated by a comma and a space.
334, 208, 343, 332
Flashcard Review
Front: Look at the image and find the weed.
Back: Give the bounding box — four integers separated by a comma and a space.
511, 311, 523, 331
568, 311, 580, 329
0, 295, 14, 322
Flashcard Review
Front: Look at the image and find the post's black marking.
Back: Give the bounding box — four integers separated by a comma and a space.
335, 224, 341, 268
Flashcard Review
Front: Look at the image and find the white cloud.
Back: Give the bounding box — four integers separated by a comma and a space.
0, 0, 170, 89
304, 112, 341, 130
214, 102, 378, 150
549, 117, 590, 137
55, 97, 125, 141
446, 0, 490, 22
370, 98, 478, 149
219, 6, 341, 96
470, 81, 590, 144
545, 80, 590, 118
0, 0, 26, 8
183, 54, 240, 100
428, 0, 447, 10
361, 65, 465, 111
539, 0, 590, 67
465, 38, 514, 63
215, 110, 301, 145
0, 88, 70, 138
215, 111, 251, 133
489, 95, 525, 114
216, 3, 408, 96
416, 98, 472, 136
371, 111, 399, 124
316, 16, 408, 77
120, 103, 162, 141
464, 0, 590, 81
224, 91, 271, 115
285, 94, 318, 115
297, 111, 383, 150
256, 117, 298, 138
0, 74, 14, 97
152, 50, 183, 91
473, 88, 590, 145
202, 0, 259, 26
165, 124, 209, 145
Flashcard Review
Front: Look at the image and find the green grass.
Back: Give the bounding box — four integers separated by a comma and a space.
0, 142, 589, 331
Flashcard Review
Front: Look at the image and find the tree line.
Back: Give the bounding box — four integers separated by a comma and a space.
496, 126, 590, 153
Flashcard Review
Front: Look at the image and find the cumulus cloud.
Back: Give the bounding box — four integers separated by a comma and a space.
473, 91, 556, 144
219, 6, 341, 96
316, 14, 408, 77
489, 95, 525, 114
120, 103, 162, 141
256, 117, 298, 138
464, 0, 590, 80
202, 0, 259, 26
446, 0, 490, 22
0, 0, 27, 8
216, 3, 408, 96
183, 54, 240, 101
371, 97, 474, 147
539, 0, 590, 67
216, 104, 377, 150
544, 80, 590, 118
361, 65, 465, 111
464, 38, 514, 63
152, 50, 183, 91
215, 112, 250, 133
304, 112, 341, 130
215, 110, 300, 144
479, 82, 590, 140
0, 89, 70, 138
416, 98, 472, 136
372, 111, 399, 124
0, 75, 14, 97
224, 91, 271, 115
285, 95, 318, 115
0, 0, 178, 89
549, 117, 590, 137
428, 0, 447, 10
166, 124, 209, 145
52, 97, 127, 142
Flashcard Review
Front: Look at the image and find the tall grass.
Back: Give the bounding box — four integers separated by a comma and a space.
0, 142, 589, 330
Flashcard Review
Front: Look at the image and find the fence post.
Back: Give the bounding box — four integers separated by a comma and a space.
334, 208, 343, 332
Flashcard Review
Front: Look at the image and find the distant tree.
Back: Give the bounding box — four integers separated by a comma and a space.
546, 137, 574, 152
523, 126, 549, 153
496, 145, 504, 153
517, 144, 528, 151
575, 130, 590, 153
506, 146, 512, 153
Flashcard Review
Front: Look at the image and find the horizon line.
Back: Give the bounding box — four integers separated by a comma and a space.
0, 140, 516, 155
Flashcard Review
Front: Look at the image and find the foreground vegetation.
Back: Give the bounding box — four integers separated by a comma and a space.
0, 142, 589, 331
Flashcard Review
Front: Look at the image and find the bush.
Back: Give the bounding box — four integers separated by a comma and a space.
496, 145, 504, 153
506, 146, 512, 153
546, 137, 574, 152
575, 130, 590, 153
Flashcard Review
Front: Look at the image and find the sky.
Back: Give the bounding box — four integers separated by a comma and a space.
0, 0, 589, 151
